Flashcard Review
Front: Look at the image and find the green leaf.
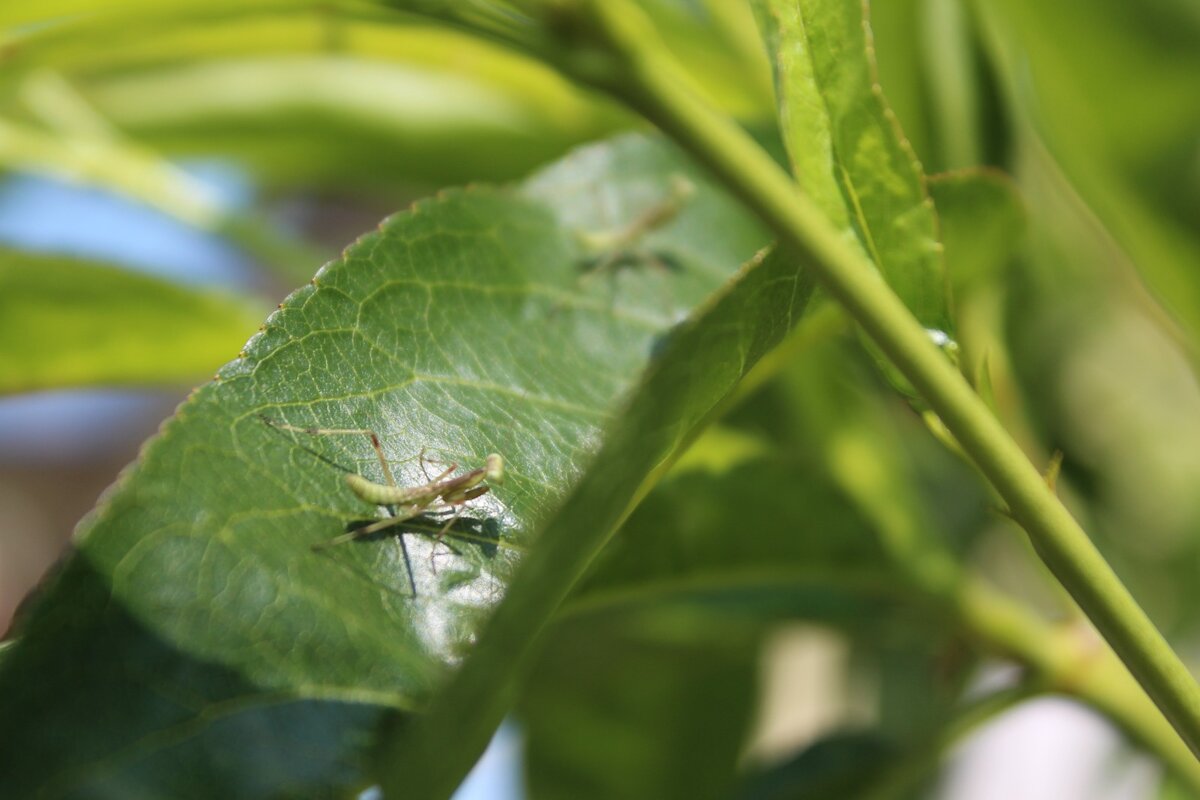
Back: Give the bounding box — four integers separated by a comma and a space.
1, 6, 627, 191
922, 170, 1025, 430
565, 451, 910, 628
1, 3, 771, 192
866, 0, 934, 168
928, 169, 1024, 296
638, 0, 775, 123
751, 0, 949, 334
0, 251, 264, 394
975, 0, 1200, 345
517, 360, 981, 800
664, 423, 772, 476
553, 326, 991, 627
1157, 772, 1198, 800
738, 732, 901, 800
0, 134, 771, 796
738, 685, 1033, 800
560, 362, 986, 632
522, 610, 761, 800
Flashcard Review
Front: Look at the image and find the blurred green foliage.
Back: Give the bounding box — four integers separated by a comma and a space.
0, 0, 1198, 797
0, 251, 265, 393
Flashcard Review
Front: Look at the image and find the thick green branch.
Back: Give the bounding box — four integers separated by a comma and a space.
560, 0, 1200, 761
952, 578, 1200, 789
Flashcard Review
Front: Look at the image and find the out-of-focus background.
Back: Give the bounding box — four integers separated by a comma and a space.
2, 1, 1199, 798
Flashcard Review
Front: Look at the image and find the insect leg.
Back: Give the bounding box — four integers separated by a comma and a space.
429, 505, 467, 575
442, 484, 490, 505
260, 415, 397, 488
310, 502, 425, 550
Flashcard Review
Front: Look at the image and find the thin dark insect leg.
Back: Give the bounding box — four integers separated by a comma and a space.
427, 483, 490, 572
417, 447, 434, 482
393, 528, 418, 598
311, 526, 377, 551
260, 415, 396, 488
357, 505, 427, 537
312, 539, 418, 602
578, 250, 620, 285
349, 504, 422, 598
418, 449, 462, 481
424, 463, 457, 487
366, 431, 395, 488
311, 502, 425, 550
429, 505, 466, 576
407, 447, 459, 489
312, 505, 425, 594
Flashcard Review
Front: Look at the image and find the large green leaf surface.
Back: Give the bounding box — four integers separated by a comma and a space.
752, 0, 948, 334
0, 134, 770, 797
0, 251, 264, 394
545, 429, 978, 800
522, 609, 761, 800
558, 328, 995, 630
562, 337, 990, 634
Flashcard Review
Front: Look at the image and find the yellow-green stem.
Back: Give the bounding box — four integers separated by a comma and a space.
952, 579, 1200, 789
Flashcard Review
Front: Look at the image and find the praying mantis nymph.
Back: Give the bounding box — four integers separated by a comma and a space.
576, 173, 696, 276
259, 415, 504, 551
345, 453, 504, 507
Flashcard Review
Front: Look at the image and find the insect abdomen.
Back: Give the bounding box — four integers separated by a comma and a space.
346, 473, 414, 505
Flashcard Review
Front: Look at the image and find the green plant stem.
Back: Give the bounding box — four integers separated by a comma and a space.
557, 0, 1200, 761
951, 578, 1200, 789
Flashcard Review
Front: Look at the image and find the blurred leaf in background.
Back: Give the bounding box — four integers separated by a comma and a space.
0, 251, 265, 394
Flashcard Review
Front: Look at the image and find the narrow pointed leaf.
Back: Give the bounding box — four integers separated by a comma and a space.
0, 251, 264, 394
752, 0, 949, 334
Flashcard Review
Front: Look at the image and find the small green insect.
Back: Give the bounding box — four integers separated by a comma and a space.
259, 416, 504, 551
576, 173, 695, 278
344, 453, 502, 507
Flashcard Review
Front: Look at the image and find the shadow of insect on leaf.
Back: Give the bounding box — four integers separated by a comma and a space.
577, 175, 693, 282
323, 514, 508, 599
576, 244, 687, 280
328, 514, 505, 560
